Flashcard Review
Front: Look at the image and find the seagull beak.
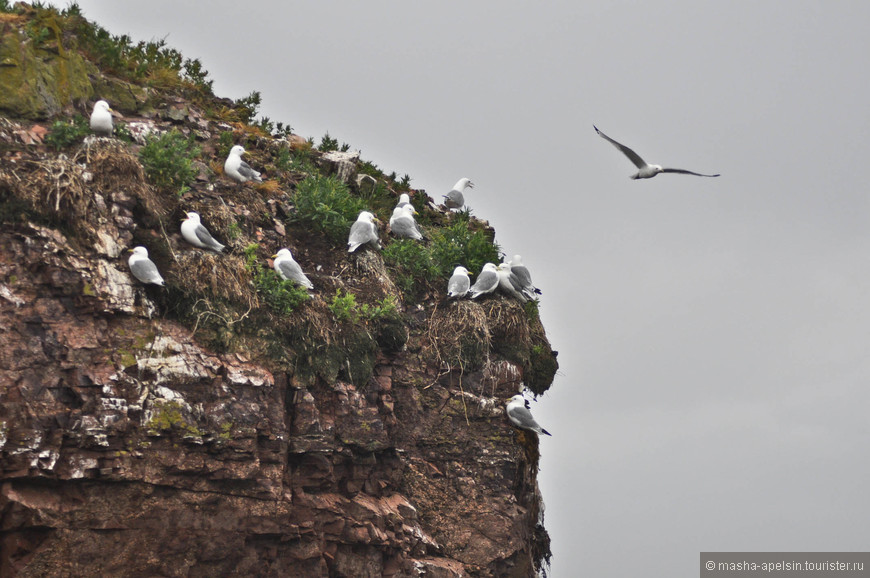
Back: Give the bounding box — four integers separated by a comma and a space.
271, 254, 278, 259
126, 248, 134, 253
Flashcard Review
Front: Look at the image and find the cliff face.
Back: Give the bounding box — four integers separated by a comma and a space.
0, 5, 556, 577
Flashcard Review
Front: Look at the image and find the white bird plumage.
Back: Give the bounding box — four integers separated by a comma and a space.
224, 145, 263, 183
446, 266, 472, 298
389, 205, 424, 240
127, 246, 164, 286
468, 262, 500, 299
509, 254, 541, 298
594, 125, 720, 179
506, 394, 551, 436
90, 100, 113, 136
443, 178, 474, 209
272, 248, 314, 290
347, 211, 381, 252
181, 211, 225, 253
497, 262, 528, 302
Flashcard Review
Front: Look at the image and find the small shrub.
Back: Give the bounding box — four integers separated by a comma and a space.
359, 295, 400, 323
329, 289, 359, 323
139, 129, 200, 193
291, 175, 368, 243
45, 115, 89, 150
235, 91, 261, 124
318, 132, 339, 152
429, 212, 501, 277
182, 57, 213, 93
217, 131, 234, 160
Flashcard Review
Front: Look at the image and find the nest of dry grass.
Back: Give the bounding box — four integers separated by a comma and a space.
170, 252, 257, 308
86, 139, 167, 218
484, 299, 531, 346
425, 300, 491, 371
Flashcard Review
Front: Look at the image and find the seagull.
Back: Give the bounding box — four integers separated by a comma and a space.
446, 266, 472, 299
181, 211, 225, 253
272, 248, 314, 290
443, 178, 474, 209
468, 262, 500, 299
497, 262, 528, 303
506, 394, 551, 436
224, 145, 263, 184
594, 125, 720, 179
509, 255, 541, 297
389, 205, 425, 241
127, 246, 164, 286
347, 211, 381, 252
396, 193, 413, 210
90, 100, 113, 136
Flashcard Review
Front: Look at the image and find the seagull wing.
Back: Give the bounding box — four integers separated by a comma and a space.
130, 258, 164, 285
238, 160, 263, 182
447, 273, 470, 297
508, 404, 543, 430
277, 259, 313, 289
660, 168, 720, 177
195, 224, 224, 251
594, 125, 649, 169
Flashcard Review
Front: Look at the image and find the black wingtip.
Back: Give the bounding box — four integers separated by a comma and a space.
541, 428, 552, 436
593, 124, 600, 133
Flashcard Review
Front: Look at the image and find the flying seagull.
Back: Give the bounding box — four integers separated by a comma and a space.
506, 394, 551, 436
90, 100, 114, 136
443, 178, 474, 209
224, 145, 263, 184
127, 246, 164, 286
272, 248, 314, 290
446, 266, 471, 299
594, 125, 720, 179
181, 211, 225, 253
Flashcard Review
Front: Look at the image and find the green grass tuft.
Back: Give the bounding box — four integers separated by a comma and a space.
290, 175, 369, 243
139, 129, 200, 194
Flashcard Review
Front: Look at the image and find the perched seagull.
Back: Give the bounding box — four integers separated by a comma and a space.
497, 262, 528, 303
396, 193, 413, 210
446, 266, 472, 299
224, 145, 263, 184
506, 394, 551, 436
468, 262, 500, 299
127, 246, 164, 286
272, 248, 314, 290
443, 178, 474, 209
509, 255, 541, 297
181, 211, 225, 253
594, 125, 720, 179
389, 205, 425, 241
89, 100, 114, 136
347, 211, 381, 252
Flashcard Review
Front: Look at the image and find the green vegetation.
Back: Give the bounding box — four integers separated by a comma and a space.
145, 400, 204, 437
139, 129, 200, 194
244, 244, 309, 315
290, 175, 369, 242
44, 114, 90, 150
317, 132, 350, 153
328, 290, 400, 324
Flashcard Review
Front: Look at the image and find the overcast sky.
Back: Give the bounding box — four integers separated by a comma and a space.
65, 1, 870, 575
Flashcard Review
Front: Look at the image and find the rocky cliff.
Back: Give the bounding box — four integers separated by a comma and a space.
0, 4, 557, 576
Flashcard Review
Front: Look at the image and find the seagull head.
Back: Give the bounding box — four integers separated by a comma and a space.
453, 266, 471, 276
128, 246, 148, 257
94, 100, 112, 113
273, 248, 292, 260
184, 211, 201, 223
229, 145, 246, 157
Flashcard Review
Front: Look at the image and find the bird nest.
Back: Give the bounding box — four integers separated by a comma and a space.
426, 300, 491, 371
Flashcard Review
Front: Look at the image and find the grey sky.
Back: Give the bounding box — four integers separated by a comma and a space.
67, 1, 870, 575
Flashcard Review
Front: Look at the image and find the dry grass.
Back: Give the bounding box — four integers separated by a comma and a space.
170, 252, 257, 308
484, 299, 531, 346
425, 300, 491, 371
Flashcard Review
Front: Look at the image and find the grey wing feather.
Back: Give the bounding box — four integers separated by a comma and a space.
470, 270, 498, 296
278, 260, 313, 289
447, 274, 470, 296
512, 265, 542, 294
238, 160, 263, 182
195, 224, 224, 251
443, 190, 464, 208
594, 125, 648, 169
348, 221, 378, 251
661, 168, 720, 177
508, 405, 541, 430
131, 259, 163, 284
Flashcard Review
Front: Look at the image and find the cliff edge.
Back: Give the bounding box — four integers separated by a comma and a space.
0, 4, 558, 576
